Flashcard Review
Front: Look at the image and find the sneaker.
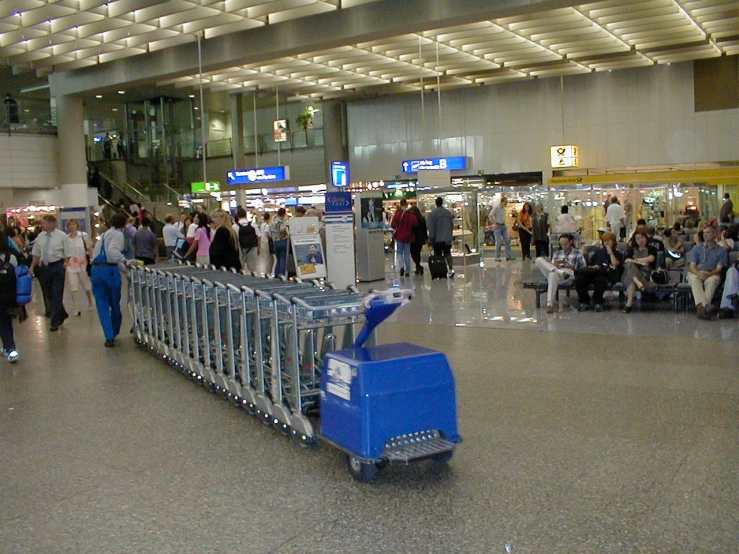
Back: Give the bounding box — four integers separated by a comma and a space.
545, 305, 555, 314
447, 269, 455, 279
578, 303, 591, 312
7, 350, 18, 363
594, 304, 604, 312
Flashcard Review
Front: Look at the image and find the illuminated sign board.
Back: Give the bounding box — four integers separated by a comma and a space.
227, 166, 290, 185
550, 145, 579, 168
273, 119, 288, 142
330, 161, 349, 188
401, 156, 468, 173
190, 181, 221, 194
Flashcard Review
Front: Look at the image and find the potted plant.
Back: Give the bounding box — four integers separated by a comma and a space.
296, 106, 315, 146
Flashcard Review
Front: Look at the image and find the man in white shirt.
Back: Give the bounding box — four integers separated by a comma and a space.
606, 197, 626, 240
29, 215, 72, 331
232, 208, 261, 272
162, 214, 183, 259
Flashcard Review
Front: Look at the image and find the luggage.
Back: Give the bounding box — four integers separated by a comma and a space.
428, 255, 447, 280
15, 264, 32, 305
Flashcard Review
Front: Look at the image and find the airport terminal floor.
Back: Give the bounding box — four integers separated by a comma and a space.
1, 257, 737, 553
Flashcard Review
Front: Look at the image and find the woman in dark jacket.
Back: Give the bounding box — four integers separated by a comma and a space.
208, 209, 242, 271
408, 205, 428, 275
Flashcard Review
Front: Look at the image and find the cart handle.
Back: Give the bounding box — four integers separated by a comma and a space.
362, 288, 414, 309
353, 289, 414, 349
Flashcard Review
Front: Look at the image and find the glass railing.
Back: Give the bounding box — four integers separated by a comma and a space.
2, 97, 56, 135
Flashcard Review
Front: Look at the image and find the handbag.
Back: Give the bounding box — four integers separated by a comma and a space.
650, 268, 669, 285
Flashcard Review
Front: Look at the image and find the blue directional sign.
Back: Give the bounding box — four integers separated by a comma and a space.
401, 156, 468, 174
227, 166, 290, 185
330, 161, 349, 188
325, 192, 352, 213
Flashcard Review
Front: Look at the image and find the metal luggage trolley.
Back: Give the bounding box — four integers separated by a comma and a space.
246, 279, 320, 433
271, 288, 367, 445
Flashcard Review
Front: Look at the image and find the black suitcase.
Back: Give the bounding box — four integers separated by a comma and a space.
428, 255, 447, 280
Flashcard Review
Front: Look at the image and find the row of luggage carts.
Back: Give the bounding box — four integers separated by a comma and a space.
128, 262, 369, 447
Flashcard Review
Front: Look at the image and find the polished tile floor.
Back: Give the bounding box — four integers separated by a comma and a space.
0, 262, 736, 553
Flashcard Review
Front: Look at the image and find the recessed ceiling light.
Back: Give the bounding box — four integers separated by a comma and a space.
95, 94, 103, 98
118, 90, 125, 94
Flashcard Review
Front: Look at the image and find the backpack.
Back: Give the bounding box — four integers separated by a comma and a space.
238, 222, 258, 249
15, 263, 32, 305
0, 254, 18, 309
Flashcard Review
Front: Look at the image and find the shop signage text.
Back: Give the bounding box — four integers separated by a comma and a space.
401, 156, 468, 173
227, 166, 290, 185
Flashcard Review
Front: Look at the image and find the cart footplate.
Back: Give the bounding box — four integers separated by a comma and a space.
381, 431, 456, 465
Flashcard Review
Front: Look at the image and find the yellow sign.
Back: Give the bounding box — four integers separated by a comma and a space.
549, 168, 739, 186
551, 145, 579, 168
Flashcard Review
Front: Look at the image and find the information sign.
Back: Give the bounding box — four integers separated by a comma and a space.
227, 166, 290, 185
330, 161, 349, 188
401, 156, 468, 174
191, 181, 221, 194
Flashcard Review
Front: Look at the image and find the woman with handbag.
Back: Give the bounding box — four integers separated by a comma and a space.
65, 219, 94, 316
621, 230, 658, 313
516, 202, 534, 260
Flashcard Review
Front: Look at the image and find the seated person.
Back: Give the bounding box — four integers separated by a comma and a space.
621, 230, 657, 313
554, 205, 577, 234
575, 232, 623, 312
645, 225, 665, 257
717, 224, 737, 251
663, 226, 685, 268
687, 226, 729, 320
534, 234, 585, 314
719, 258, 738, 319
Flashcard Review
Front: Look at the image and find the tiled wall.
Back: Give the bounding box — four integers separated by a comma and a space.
347, 61, 739, 180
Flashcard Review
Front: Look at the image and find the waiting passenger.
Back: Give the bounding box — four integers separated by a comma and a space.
718, 258, 738, 319
687, 226, 728, 320
645, 225, 665, 257
621, 230, 657, 313
534, 234, 585, 314
184, 213, 212, 266
133, 217, 158, 266
489, 197, 512, 261
663, 226, 685, 268
575, 232, 623, 312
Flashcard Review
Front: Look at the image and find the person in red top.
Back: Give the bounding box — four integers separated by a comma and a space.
391, 198, 417, 277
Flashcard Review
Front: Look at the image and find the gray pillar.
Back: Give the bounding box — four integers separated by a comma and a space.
322, 101, 348, 192
56, 95, 90, 207
230, 92, 244, 169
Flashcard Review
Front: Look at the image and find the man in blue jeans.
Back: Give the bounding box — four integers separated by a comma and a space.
489, 196, 513, 261
90, 213, 127, 347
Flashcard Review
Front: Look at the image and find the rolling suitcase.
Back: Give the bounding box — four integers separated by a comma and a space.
427, 255, 447, 280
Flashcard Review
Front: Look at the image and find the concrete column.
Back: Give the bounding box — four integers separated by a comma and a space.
230, 92, 244, 169
322, 101, 348, 191
56, 95, 90, 207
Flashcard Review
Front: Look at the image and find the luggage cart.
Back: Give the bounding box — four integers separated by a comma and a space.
320, 289, 462, 481
271, 288, 367, 444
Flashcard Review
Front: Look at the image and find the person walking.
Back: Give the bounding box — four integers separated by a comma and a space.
210, 209, 242, 271
65, 219, 94, 316
606, 196, 626, 240
29, 215, 71, 332
184, 213, 212, 266
270, 208, 289, 277
426, 196, 455, 278
90, 214, 127, 347
532, 203, 550, 259
407, 204, 428, 275
516, 202, 534, 260
489, 197, 512, 261
259, 213, 273, 275
133, 217, 159, 265
390, 199, 418, 277
233, 208, 260, 272
163, 215, 182, 259
0, 229, 21, 362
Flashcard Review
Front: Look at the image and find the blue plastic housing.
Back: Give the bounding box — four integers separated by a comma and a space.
320, 342, 460, 460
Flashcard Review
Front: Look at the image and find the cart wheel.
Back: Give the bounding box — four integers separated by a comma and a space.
273, 420, 290, 436
431, 451, 454, 464
297, 434, 317, 449
260, 412, 272, 426
245, 403, 257, 416
346, 454, 377, 482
